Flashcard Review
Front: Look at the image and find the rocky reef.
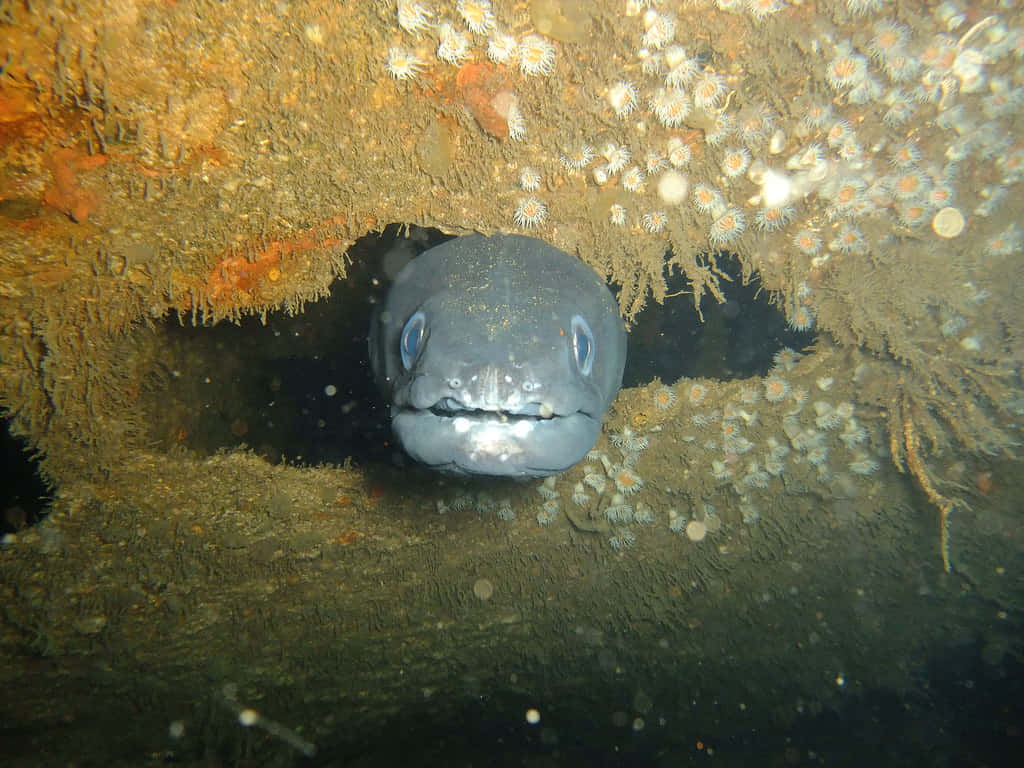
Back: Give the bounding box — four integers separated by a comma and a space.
0, 1, 1021, 763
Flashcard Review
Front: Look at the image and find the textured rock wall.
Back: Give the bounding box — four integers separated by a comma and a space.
1, 0, 1020, 510
0, 2, 1022, 760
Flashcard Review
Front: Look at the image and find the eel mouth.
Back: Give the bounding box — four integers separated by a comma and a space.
425, 397, 560, 421
425, 405, 557, 423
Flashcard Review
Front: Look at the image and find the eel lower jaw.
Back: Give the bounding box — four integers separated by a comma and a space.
390, 408, 600, 477
415, 408, 563, 444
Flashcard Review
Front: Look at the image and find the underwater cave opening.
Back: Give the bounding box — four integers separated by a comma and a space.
0, 417, 51, 534
149, 226, 813, 469
623, 249, 816, 388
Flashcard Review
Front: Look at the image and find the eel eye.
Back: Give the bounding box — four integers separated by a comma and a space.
400, 311, 425, 370
570, 314, 595, 377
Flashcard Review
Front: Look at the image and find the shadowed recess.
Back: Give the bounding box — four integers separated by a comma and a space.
623, 251, 816, 388
146, 228, 813, 468
0, 418, 50, 534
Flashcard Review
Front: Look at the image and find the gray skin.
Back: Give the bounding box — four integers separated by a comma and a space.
369, 234, 627, 477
